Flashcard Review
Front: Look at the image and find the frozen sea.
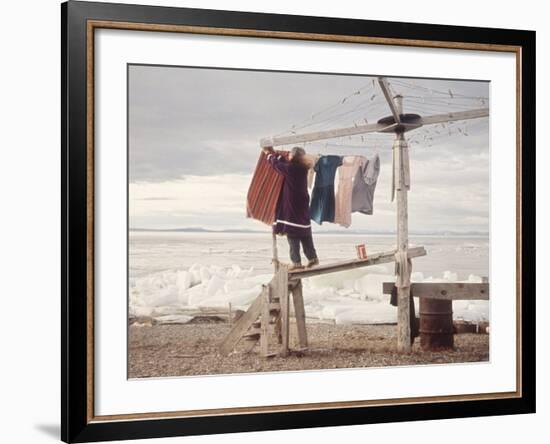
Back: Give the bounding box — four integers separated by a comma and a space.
129, 232, 489, 325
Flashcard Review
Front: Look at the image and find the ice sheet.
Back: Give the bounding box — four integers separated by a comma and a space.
129, 262, 489, 325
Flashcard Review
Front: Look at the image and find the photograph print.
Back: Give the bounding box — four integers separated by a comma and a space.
127, 64, 490, 378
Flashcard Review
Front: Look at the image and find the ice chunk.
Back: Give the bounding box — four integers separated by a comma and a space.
189, 263, 201, 272
186, 283, 208, 306
453, 300, 489, 322
199, 267, 211, 282
467, 274, 483, 283
307, 268, 369, 290
224, 278, 257, 293
245, 273, 274, 285
206, 275, 225, 297
354, 273, 395, 301
155, 314, 194, 325
199, 285, 262, 309
302, 286, 339, 304
237, 266, 255, 279
176, 270, 192, 292
130, 306, 154, 317
153, 287, 180, 306
188, 263, 203, 285
443, 270, 458, 282
335, 302, 396, 325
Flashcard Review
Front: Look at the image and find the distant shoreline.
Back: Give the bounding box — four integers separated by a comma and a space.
130, 227, 489, 237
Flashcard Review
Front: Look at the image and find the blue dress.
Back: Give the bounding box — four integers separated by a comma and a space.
310, 155, 343, 224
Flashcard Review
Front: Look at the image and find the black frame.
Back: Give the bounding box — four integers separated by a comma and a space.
62, 1, 536, 442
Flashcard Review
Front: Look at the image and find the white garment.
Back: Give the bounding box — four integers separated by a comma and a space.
334, 156, 364, 227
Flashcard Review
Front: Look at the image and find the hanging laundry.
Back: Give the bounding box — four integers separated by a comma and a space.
310, 155, 343, 224
334, 156, 364, 228
305, 153, 320, 189
267, 153, 312, 237
351, 153, 380, 215
307, 167, 315, 190
246, 151, 289, 225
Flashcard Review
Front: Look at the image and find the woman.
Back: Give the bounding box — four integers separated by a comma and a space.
263, 146, 319, 271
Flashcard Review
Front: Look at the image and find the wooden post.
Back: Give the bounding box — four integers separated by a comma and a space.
260, 285, 271, 356
395, 131, 412, 352
278, 264, 290, 356
272, 231, 279, 272
394, 95, 403, 117
291, 280, 308, 350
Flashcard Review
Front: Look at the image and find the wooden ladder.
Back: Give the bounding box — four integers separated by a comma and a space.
219, 265, 308, 357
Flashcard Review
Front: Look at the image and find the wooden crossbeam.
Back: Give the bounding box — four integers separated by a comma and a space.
289, 246, 426, 280
378, 77, 401, 123
259, 122, 390, 148
419, 108, 489, 125
382, 282, 489, 300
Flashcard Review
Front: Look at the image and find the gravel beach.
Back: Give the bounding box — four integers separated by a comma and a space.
128, 321, 489, 378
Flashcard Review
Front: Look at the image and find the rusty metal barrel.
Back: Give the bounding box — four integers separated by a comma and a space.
419, 298, 454, 351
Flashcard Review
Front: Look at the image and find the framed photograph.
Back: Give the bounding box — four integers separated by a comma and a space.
61, 1, 535, 442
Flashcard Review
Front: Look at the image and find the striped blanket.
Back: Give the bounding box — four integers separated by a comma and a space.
246, 151, 289, 225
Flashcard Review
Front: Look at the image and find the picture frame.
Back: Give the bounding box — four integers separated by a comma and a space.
61, 1, 536, 442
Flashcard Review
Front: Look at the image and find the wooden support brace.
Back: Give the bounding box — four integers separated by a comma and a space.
219, 289, 265, 355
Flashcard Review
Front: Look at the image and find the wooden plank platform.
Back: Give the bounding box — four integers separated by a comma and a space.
288, 246, 427, 280
382, 282, 489, 300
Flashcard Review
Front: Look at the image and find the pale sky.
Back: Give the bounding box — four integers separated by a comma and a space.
128, 64, 490, 234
